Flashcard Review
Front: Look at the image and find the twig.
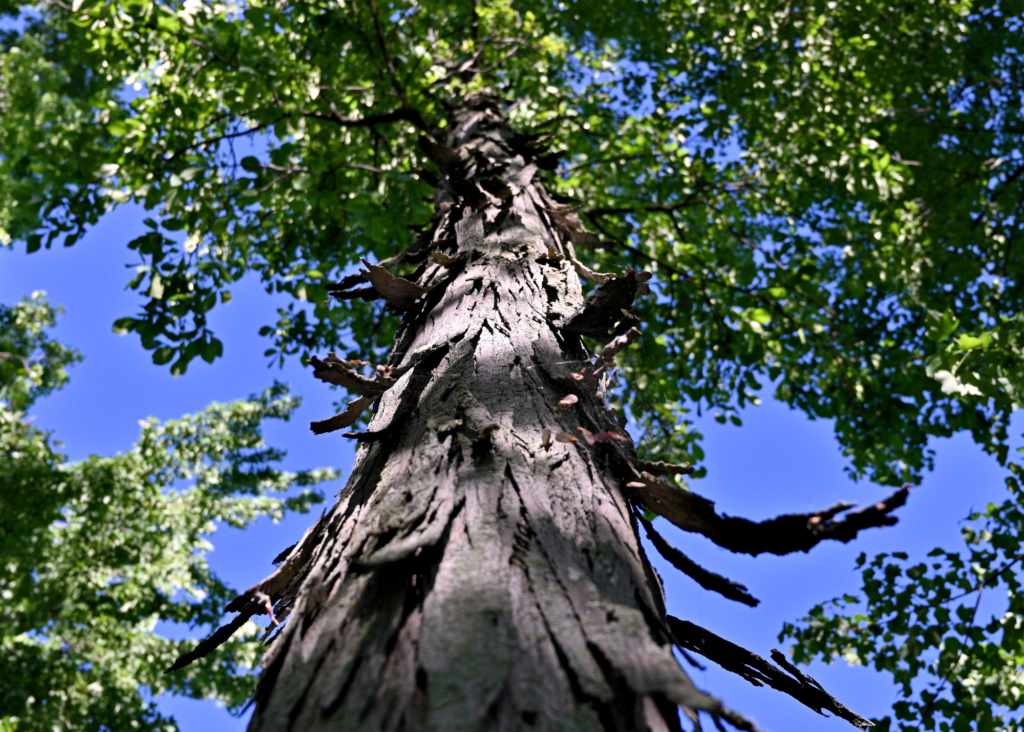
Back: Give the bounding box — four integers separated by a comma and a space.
918, 584, 984, 722
166, 117, 283, 163
302, 105, 432, 134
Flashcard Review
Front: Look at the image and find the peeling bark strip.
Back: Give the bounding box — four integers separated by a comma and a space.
667, 618, 873, 730
309, 353, 393, 395
562, 268, 642, 344
638, 459, 696, 477
641, 519, 759, 607
359, 257, 434, 310
167, 95, 886, 731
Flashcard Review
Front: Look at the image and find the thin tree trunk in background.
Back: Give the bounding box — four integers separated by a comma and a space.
246, 96, 712, 731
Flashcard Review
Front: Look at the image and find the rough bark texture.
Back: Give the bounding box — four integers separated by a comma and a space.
168, 96, 902, 730
246, 97, 713, 732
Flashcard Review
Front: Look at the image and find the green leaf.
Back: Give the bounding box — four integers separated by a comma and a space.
926, 310, 959, 342
749, 308, 772, 325
956, 332, 993, 351
151, 346, 175, 365
111, 317, 137, 335
200, 337, 224, 364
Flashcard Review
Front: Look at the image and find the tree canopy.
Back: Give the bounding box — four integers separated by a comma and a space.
2, 0, 1024, 729
0, 293, 334, 731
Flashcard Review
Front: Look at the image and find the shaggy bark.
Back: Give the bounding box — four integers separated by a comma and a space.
247, 96, 712, 732
170, 96, 903, 731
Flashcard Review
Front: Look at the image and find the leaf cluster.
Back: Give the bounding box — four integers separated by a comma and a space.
2, 0, 1021, 488
782, 464, 1024, 731
0, 291, 80, 411
0, 297, 335, 732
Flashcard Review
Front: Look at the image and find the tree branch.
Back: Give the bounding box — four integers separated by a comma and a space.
166, 117, 283, 163
366, 0, 406, 103
188, 37, 236, 69
586, 200, 711, 216
302, 105, 432, 134
631, 477, 910, 556
0, 351, 29, 365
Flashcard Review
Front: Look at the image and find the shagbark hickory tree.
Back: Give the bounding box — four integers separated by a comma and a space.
164, 95, 900, 730
3, 0, 1024, 730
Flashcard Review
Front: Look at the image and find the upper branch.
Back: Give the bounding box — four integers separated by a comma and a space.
366, 0, 406, 103
302, 105, 433, 135
166, 117, 284, 163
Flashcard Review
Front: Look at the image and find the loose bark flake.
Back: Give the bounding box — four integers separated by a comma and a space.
329, 284, 382, 302
564, 239, 617, 285
557, 393, 578, 409
418, 136, 462, 169
164, 594, 269, 673
668, 617, 873, 730
311, 396, 376, 435
562, 268, 643, 344
573, 326, 642, 389
431, 252, 460, 266
360, 257, 433, 310
641, 518, 759, 607
638, 459, 696, 477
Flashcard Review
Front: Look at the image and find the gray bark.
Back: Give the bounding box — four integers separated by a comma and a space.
246, 96, 715, 731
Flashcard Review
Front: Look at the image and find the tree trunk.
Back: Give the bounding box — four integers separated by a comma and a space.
245, 96, 712, 732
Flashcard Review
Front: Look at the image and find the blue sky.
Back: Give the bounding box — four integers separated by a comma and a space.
1, 201, 1014, 731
